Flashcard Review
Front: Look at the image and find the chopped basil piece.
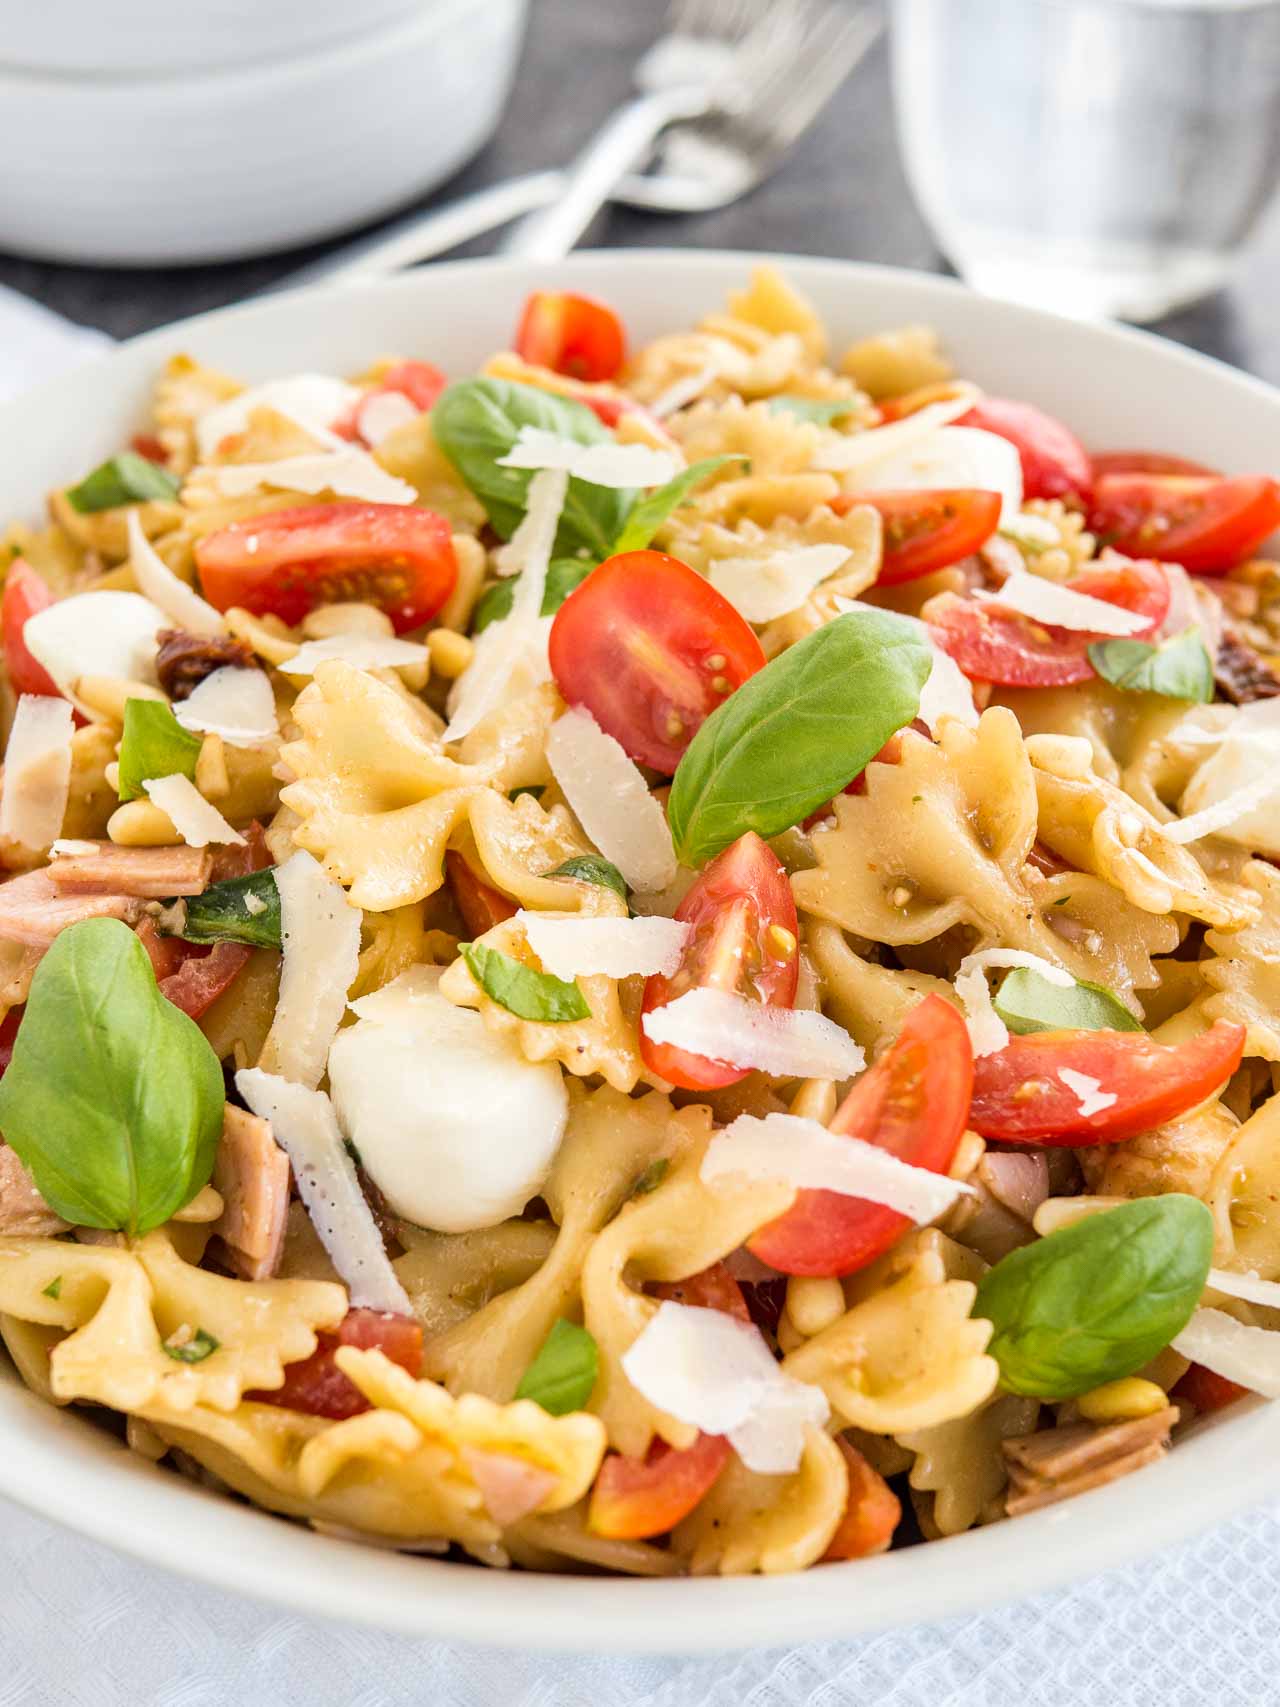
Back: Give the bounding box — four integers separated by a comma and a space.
544, 854, 629, 903
515, 1318, 598, 1415
610, 456, 746, 554
162, 1327, 220, 1364
631, 1158, 669, 1198
460, 941, 590, 1022
768, 396, 861, 425
994, 967, 1144, 1035
116, 699, 203, 803
41, 1276, 61, 1301
176, 868, 281, 950
471, 558, 597, 634
66, 452, 180, 514
1087, 628, 1214, 704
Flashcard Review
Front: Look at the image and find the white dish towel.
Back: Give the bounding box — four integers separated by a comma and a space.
0, 280, 1278, 1707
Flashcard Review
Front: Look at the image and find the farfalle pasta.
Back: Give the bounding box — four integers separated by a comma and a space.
0, 267, 1277, 1582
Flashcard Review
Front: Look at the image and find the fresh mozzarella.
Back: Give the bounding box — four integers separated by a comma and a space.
620, 1300, 829, 1474
546, 707, 677, 894
265, 849, 362, 1091
1172, 1308, 1280, 1399
280, 634, 430, 677
850, 425, 1023, 525
516, 911, 689, 979
142, 774, 246, 848
640, 987, 865, 1079
0, 696, 74, 851
192, 449, 415, 506
809, 394, 977, 474
1056, 1068, 1117, 1118
126, 511, 226, 637
1174, 732, 1280, 853
708, 544, 851, 623
327, 966, 568, 1234
195, 374, 358, 459
22, 590, 166, 712
173, 666, 278, 746
954, 949, 1073, 1057
497, 427, 679, 489
977, 571, 1152, 637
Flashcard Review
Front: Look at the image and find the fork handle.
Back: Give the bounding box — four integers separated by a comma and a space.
498, 86, 710, 262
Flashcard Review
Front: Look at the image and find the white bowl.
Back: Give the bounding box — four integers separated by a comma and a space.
0, 0, 528, 265
2, 252, 1279, 1651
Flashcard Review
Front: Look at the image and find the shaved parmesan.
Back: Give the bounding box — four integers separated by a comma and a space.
22, 590, 166, 713
1057, 1067, 1117, 1118
356, 391, 419, 447
853, 425, 1023, 525
498, 427, 679, 489
546, 707, 677, 894
1173, 1307, 1280, 1399
173, 666, 277, 746
280, 634, 429, 677
621, 1300, 828, 1474
266, 849, 362, 1091
702, 1111, 972, 1220
977, 571, 1152, 637
810, 394, 978, 474
444, 467, 566, 743
516, 911, 689, 979
648, 365, 718, 419
193, 449, 415, 506
235, 1069, 410, 1314
126, 511, 225, 637
195, 374, 357, 459
955, 949, 1073, 1057
0, 695, 73, 850
708, 544, 851, 623
833, 597, 975, 733
1206, 1269, 1280, 1309
641, 987, 864, 1079
1171, 744, 1280, 847
142, 774, 245, 848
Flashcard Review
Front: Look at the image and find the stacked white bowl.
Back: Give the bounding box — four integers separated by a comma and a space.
0, 0, 530, 265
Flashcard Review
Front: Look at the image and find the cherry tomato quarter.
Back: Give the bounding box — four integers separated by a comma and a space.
831, 489, 1002, 585
514, 291, 627, 383
958, 397, 1092, 502
1088, 473, 1280, 575
2, 561, 62, 700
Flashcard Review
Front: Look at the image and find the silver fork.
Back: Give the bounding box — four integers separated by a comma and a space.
273, 1, 881, 291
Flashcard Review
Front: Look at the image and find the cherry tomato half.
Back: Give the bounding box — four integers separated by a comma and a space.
549, 550, 765, 774
0, 1006, 22, 1077
1090, 451, 1219, 482
1172, 1363, 1249, 1413
332, 360, 447, 442
249, 1308, 423, 1420
1088, 473, 1280, 575
958, 397, 1093, 503
832, 489, 1002, 585
195, 503, 457, 633
2, 560, 61, 699
969, 1021, 1246, 1145
640, 832, 799, 1092
822, 1438, 902, 1561
748, 994, 973, 1277
445, 849, 517, 937
926, 559, 1170, 688
514, 291, 627, 383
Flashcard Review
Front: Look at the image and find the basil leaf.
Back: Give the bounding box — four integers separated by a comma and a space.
162, 1327, 219, 1364
544, 854, 629, 903
631, 1157, 669, 1198
471, 557, 596, 634
177, 868, 281, 950
460, 940, 590, 1022
0, 918, 224, 1235
1087, 629, 1214, 704
117, 699, 203, 803
41, 1276, 61, 1300
515, 1317, 598, 1415
667, 611, 932, 866
432, 379, 634, 558
994, 967, 1144, 1035
65, 452, 180, 514
768, 396, 861, 426
610, 455, 745, 554
974, 1195, 1213, 1399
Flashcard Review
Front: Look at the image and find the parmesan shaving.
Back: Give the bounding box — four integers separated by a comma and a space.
265, 849, 362, 1092
22, 590, 166, 715
1206, 1269, 1280, 1310
648, 365, 718, 419
708, 544, 851, 623
235, 1069, 410, 1315
1172, 1308, 1280, 1399
142, 774, 246, 848
1057, 1068, 1117, 1118
356, 391, 419, 447
810, 395, 977, 472
192, 449, 415, 506
545, 707, 677, 895
703, 1112, 973, 1221
622, 1301, 828, 1474
173, 666, 278, 746
497, 427, 679, 489
641, 987, 865, 1079
977, 571, 1152, 637
1164, 769, 1280, 844
195, 374, 357, 459
954, 949, 1073, 1057
280, 635, 430, 677
0, 695, 74, 851
516, 911, 689, 979
126, 511, 225, 637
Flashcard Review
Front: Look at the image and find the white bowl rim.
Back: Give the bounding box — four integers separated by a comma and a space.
2, 248, 1279, 1652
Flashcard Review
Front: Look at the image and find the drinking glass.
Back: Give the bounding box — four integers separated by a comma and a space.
891, 0, 1280, 321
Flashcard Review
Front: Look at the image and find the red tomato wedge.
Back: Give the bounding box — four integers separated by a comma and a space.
1172, 1363, 1249, 1413
926, 559, 1170, 687
0, 1005, 22, 1077
831, 489, 1002, 585
332, 360, 447, 442
1088, 473, 1280, 575
250, 1308, 423, 1420
969, 1021, 1246, 1145
651, 1261, 752, 1322
1090, 451, 1218, 482
640, 832, 799, 1092
958, 397, 1092, 502
445, 849, 517, 936
159, 940, 253, 1021
514, 291, 626, 383
822, 1438, 902, 1561
748, 994, 973, 1277
549, 549, 765, 774
195, 503, 457, 633
2, 560, 62, 699
130, 433, 171, 465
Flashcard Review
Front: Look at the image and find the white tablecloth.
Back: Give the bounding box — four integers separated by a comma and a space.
1, 282, 1277, 1707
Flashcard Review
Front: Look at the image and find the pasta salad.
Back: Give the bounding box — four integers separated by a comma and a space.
0, 268, 1279, 1576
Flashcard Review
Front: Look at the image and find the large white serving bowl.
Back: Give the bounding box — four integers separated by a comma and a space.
2, 253, 1278, 1651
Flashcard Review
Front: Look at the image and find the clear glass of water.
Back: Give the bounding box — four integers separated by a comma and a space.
891, 0, 1280, 322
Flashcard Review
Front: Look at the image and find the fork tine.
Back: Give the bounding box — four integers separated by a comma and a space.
667, 0, 771, 43
734, 3, 882, 146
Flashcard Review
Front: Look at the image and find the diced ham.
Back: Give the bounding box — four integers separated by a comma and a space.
49, 841, 212, 898
0, 868, 143, 948
461, 1447, 558, 1528
0, 1144, 68, 1235
1002, 1406, 1177, 1516
212, 1103, 290, 1281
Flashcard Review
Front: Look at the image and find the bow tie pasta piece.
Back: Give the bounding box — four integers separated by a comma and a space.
1209, 1094, 1280, 1282
349, 901, 433, 1002
721, 267, 832, 368
669, 395, 832, 480
1080, 1095, 1238, 1203
152, 353, 243, 475
396, 1219, 557, 1340
371, 415, 487, 532
657, 504, 880, 592
900, 1391, 1042, 1539
1203, 862, 1280, 1061
464, 789, 623, 917
805, 921, 956, 1057
506, 1503, 681, 1576
423, 1085, 682, 1401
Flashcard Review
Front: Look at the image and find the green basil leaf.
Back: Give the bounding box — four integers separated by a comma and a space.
66, 452, 180, 514
610, 455, 746, 554
1087, 628, 1214, 704
41, 1276, 62, 1301
631, 1157, 669, 1198
432, 379, 633, 558
0, 918, 224, 1235
544, 854, 629, 903
974, 1195, 1213, 1399
177, 868, 281, 950
471, 557, 597, 635
117, 699, 203, 803
994, 967, 1144, 1035
514, 1317, 598, 1415
162, 1327, 219, 1364
460, 940, 590, 1022
667, 610, 932, 866
768, 396, 861, 426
